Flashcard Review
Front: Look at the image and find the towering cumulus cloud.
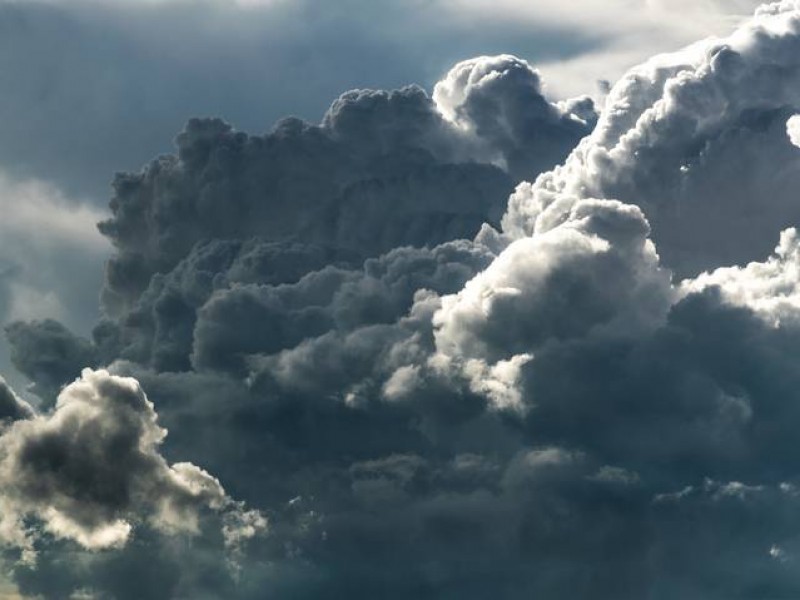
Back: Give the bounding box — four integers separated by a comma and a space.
11, 3, 800, 598
96, 54, 594, 318
504, 4, 800, 276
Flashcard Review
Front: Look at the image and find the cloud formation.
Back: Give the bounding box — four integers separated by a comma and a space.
96, 54, 592, 324
0, 368, 264, 567
11, 2, 800, 599
0, 49, 597, 597
504, 5, 800, 276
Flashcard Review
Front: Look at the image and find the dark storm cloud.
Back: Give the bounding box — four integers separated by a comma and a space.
0, 47, 599, 597
219, 213, 800, 596
0, 0, 601, 401
191, 240, 495, 376
93, 238, 347, 373
97, 55, 593, 316
12, 3, 800, 599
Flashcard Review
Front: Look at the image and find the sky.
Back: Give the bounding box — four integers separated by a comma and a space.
5, 0, 800, 598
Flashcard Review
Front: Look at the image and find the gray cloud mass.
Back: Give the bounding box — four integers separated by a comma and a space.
6, 2, 800, 599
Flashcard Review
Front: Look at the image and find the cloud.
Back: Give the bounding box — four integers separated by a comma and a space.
191, 240, 495, 376
0, 368, 264, 567
683, 226, 800, 324
0, 49, 598, 595
433, 54, 596, 178
194, 6, 800, 595
96, 58, 592, 318
433, 200, 672, 366
13, 3, 800, 598
504, 3, 800, 276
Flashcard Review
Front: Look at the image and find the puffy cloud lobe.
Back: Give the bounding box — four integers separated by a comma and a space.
427, 199, 672, 412
433, 200, 671, 364
503, 3, 800, 276
96, 113, 509, 316
250, 290, 440, 405
433, 55, 597, 179
0, 369, 264, 564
